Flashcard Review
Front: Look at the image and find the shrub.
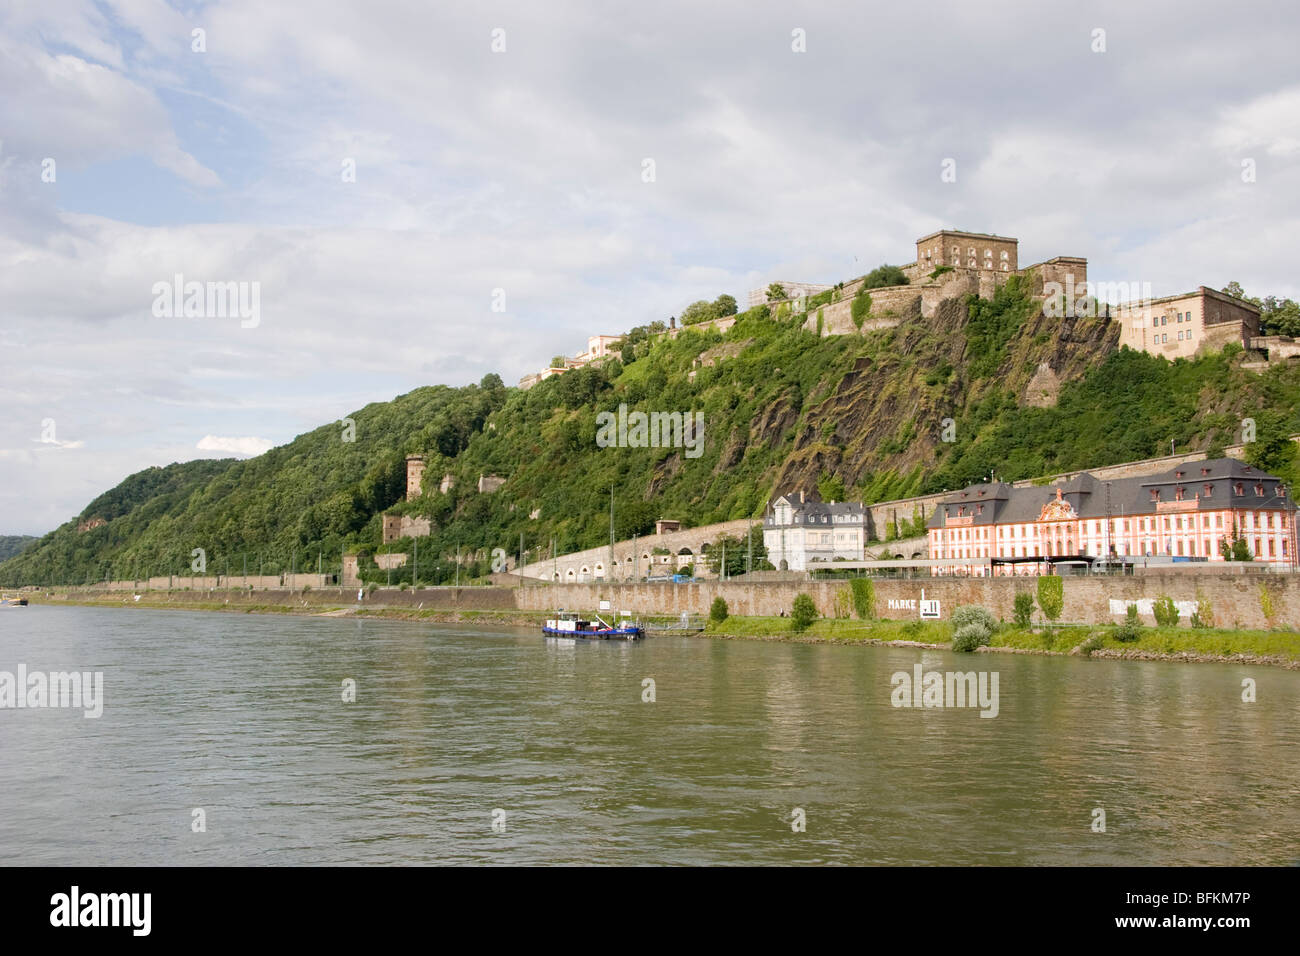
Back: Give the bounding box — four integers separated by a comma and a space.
1079, 633, 1106, 656
1037, 575, 1064, 624
1151, 595, 1179, 628
1113, 621, 1141, 643
1190, 594, 1213, 629
709, 596, 729, 624
1013, 592, 1034, 627
791, 593, 817, 631
952, 605, 997, 634
1125, 603, 1140, 625
399, 582, 409, 591
862, 264, 909, 289
952, 624, 991, 653
849, 578, 876, 619
950, 605, 995, 651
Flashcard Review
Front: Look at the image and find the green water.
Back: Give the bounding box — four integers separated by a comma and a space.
1, 605, 1296, 864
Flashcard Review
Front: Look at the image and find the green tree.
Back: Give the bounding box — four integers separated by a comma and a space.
1037, 575, 1064, 625
714, 294, 738, 317
1013, 592, 1034, 627
1244, 409, 1299, 486
862, 265, 909, 289
479, 373, 504, 390
817, 473, 846, 502
1151, 595, 1180, 627
681, 299, 720, 326
791, 593, 817, 631
766, 283, 787, 302
709, 596, 729, 624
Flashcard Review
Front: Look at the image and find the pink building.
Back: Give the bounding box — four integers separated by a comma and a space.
927, 459, 1297, 576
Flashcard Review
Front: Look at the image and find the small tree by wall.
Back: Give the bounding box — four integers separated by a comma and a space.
1013, 592, 1034, 628
709, 596, 729, 624
1037, 575, 1064, 626
791, 593, 817, 632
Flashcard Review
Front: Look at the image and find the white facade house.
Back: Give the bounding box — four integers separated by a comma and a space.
763, 491, 867, 571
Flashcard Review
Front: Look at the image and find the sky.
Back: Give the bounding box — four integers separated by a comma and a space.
1, 0, 1298, 536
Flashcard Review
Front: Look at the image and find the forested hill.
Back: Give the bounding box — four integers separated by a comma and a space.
0, 536, 37, 563
4, 277, 1299, 586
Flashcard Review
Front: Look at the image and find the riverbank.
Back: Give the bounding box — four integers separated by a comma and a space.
23, 591, 1300, 667
705, 616, 1300, 668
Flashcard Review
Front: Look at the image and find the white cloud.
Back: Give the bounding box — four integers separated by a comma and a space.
196, 435, 275, 456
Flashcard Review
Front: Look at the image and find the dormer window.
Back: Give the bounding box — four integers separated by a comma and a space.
1255, 484, 1264, 497
1203, 484, 1213, 498
1200, 467, 1210, 476
1150, 489, 1160, 501
1234, 483, 1244, 496
1175, 470, 1183, 478
977, 504, 984, 515
1174, 487, 1185, 501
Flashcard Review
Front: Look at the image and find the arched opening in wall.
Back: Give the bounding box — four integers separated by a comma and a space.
779, 559, 789, 571
565, 569, 575, 580
911, 551, 922, 559
553, 573, 560, 581
893, 553, 904, 560
594, 563, 604, 579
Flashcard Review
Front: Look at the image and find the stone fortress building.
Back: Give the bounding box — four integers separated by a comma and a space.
1113, 287, 1261, 360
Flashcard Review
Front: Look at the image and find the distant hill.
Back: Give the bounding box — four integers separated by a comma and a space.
0, 536, 37, 563
3, 277, 1298, 587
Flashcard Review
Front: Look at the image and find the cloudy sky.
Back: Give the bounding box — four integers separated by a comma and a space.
1, 0, 1297, 535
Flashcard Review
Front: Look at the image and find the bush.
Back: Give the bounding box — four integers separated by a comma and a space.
1191, 595, 1213, 629
862, 264, 909, 289
1125, 603, 1140, 625
791, 593, 817, 631
950, 605, 995, 652
1152, 595, 1179, 628
849, 578, 875, 619
952, 605, 997, 633
1113, 622, 1141, 643
1013, 592, 1034, 627
709, 596, 729, 624
1037, 575, 1064, 624
1079, 633, 1106, 656
952, 624, 991, 653
399, 582, 409, 591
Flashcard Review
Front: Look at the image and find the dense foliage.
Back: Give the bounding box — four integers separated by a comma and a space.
6, 277, 1300, 587
0, 536, 36, 563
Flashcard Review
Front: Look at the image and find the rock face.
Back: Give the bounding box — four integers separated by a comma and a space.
767, 290, 1120, 497
1025, 362, 1061, 407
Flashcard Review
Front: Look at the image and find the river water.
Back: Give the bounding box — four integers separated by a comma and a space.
1, 605, 1296, 865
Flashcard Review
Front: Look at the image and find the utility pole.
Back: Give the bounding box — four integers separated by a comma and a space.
721, 541, 726, 582
633, 534, 638, 579
609, 487, 615, 579
552, 537, 557, 583
455, 542, 460, 587
747, 523, 753, 575
519, 531, 524, 574
413, 538, 418, 588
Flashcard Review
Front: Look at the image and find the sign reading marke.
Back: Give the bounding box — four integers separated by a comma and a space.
886, 590, 942, 619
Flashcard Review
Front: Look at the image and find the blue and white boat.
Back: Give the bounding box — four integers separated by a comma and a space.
543, 611, 643, 640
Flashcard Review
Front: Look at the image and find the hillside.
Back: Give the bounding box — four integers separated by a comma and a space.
0, 535, 37, 563
4, 278, 1300, 587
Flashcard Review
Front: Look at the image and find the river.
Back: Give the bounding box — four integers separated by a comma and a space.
1, 605, 1296, 865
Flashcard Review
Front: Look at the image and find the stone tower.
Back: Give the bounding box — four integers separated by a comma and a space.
405, 455, 426, 500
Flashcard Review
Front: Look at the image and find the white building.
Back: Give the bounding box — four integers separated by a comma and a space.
764, 490, 867, 571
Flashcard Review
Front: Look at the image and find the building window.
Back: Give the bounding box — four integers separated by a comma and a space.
1001, 251, 1009, 260
1152, 317, 1159, 327
1235, 483, 1244, 496
1255, 484, 1264, 497
1001, 262, 1008, 271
